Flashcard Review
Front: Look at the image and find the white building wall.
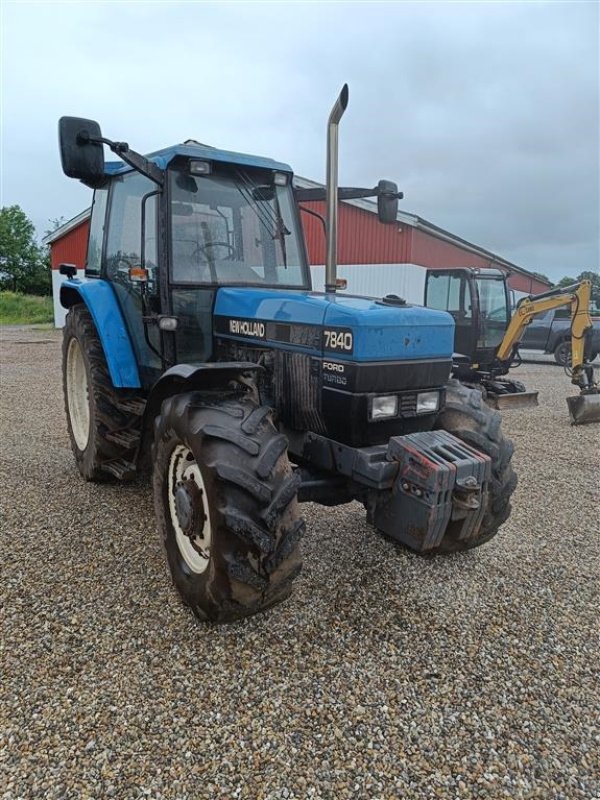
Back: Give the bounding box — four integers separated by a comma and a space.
52, 263, 429, 327
310, 263, 427, 305
51, 269, 86, 328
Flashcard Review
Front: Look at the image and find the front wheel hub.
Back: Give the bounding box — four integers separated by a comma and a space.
167, 445, 212, 574
174, 480, 205, 536
174, 483, 193, 532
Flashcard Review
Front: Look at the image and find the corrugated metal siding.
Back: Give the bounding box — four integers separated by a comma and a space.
411, 228, 550, 295
410, 228, 493, 270
301, 201, 412, 265
506, 272, 549, 295
50, 208, 550, 297
50, 221, 89, 269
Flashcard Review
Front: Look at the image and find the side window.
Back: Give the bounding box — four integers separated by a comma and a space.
105, 171, 158, 291
530, 310, 551, 323
427, 273, 470, 318
86, 188, 108, 276
554, 308, 571, 320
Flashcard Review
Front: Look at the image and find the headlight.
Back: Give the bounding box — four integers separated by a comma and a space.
416, 390, 440, 414
371, 395, 398, 420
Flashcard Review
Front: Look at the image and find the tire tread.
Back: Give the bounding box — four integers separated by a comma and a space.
432, 379, 517, 553
153, 392, 302, 622
62, 305, 144, 481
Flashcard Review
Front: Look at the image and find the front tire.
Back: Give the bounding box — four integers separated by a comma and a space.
153, 391, 303, 622
430, 380, 517, 553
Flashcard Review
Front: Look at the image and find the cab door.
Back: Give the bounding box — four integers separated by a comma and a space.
474, 276, 511, 357
103, 171, 162, 385
425, 270, 478, 359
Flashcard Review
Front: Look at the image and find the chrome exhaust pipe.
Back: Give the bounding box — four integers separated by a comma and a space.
325, 84, 349, 293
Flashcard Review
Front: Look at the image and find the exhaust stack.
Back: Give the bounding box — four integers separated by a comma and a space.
325, 84, 349, 293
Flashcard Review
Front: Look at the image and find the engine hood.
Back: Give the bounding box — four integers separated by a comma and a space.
214, 288, 454, 362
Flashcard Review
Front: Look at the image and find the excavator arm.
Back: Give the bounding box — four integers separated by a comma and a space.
496, 280, 596, 390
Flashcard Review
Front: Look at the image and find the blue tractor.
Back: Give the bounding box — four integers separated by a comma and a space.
58, 87, 516, 622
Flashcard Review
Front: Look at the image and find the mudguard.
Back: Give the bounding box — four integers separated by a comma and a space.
144, 362, 264, 425
60, 278, 141, 388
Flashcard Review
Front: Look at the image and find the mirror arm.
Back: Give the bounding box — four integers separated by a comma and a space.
294, 185, 403, 203
80, 132, 164, 187
298, 204, 327, 238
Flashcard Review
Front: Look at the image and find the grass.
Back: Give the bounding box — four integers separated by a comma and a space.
0, 292, 54, 325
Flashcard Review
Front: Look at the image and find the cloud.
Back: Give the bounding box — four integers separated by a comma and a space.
1, 0, 598, 280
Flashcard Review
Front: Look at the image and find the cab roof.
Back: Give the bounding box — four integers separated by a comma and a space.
472, 267, 507, 279
105, 142, 293, 176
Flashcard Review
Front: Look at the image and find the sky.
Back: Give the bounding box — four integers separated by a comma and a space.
1, 0, 598, 282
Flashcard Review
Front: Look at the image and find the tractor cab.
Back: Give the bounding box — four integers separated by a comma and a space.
425, 267, 511, 368
166, 158, 310, 365
62, 129, 312, 383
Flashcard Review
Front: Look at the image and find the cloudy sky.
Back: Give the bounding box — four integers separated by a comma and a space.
1, 0, 598, 282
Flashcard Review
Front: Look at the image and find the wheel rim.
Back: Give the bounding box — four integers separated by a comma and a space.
66, 337, 90, 451
167, 445, 212, 574
559, 344, 572, 366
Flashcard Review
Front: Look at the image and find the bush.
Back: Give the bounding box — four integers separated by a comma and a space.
0, 292, 54, 325
0, 205, 52, 296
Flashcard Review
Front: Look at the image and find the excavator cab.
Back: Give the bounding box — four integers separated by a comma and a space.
425, 267, 540, 410
426, 268, 600, 422
425, 268, 510, 366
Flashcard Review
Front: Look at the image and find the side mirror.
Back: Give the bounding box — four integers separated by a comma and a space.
175, 173, 198, 194
59, 263, 78, 278
377, 179, 399, 224
59, 116, 105, 186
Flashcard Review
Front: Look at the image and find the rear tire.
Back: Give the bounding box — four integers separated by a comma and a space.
62, 305, 143, 481
153, 391, 303, 622
554, 339, 571, 366
430, 379, 517, 553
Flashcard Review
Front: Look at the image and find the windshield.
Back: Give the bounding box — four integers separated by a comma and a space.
169, 166, 308, 288
476, 277, 509, 347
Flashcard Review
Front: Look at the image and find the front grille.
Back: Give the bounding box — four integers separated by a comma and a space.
398, 392, 418, 417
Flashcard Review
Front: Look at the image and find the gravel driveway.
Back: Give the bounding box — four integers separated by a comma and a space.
1, 326, 599, 800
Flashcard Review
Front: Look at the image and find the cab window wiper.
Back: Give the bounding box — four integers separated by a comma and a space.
235, 170, 290, 266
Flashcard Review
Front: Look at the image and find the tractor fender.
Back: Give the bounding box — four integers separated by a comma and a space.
143, 362, 265, 430
60, 278, 141, 388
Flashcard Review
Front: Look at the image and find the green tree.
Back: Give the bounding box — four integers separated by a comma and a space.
576, 270, 600, 306
556, 275, 578, 288
0, 205, 51, 295
555, 271, 600, 306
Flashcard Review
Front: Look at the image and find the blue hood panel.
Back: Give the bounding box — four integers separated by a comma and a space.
214, 288, 454, 362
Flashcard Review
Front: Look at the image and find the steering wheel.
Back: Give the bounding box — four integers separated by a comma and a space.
192, 242, 235, 262
113, 254, 136, 269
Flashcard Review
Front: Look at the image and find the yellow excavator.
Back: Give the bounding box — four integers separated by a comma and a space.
425, 269, 600, 425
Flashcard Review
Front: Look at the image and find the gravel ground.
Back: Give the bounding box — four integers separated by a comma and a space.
1, 326, 599, 800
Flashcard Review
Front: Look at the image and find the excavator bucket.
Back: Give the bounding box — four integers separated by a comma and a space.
488, 390, 539, 410
566, 392, 600, 425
